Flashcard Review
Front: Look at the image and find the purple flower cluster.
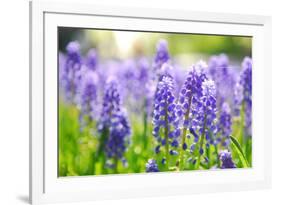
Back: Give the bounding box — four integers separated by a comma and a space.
154, 39, 170, 71
189, 78, 217, 164
150, 60, 220, 169
60, 41, 82, 103
177, 62, 207, 130
240, 57, 252, 135
219, 150, 236, 169
217, 102, 232, 146
85, 49, 98, 71
208, 54, 237, 106
152, 74, 180, 148
146, 159, 159, 172
199, 79, 217, 136
105, 111, 131, 159
79, 71, 99, 128
233, 57, 252, 136
97, 78, 122, 132
98, 78, 131, 160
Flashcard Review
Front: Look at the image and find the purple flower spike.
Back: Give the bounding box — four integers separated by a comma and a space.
208, 54, 238, 109
218, 102, 232, 146
240, 57, 252, 135
86, 48, 98, 71
97, 77, 131, 161
219, 150, 236, 169
152, 75, 179, 146
154, 39, 170, 69
240, 57, 252, 101
60, 41, 82, 103
189, 77, 218, 167
177, 62, 207, 130
66, 41, 81, 58
199, 79, 217, 140
105, 110, 131, 159
234, 57, 252, 136
153, 39, 170, 77
79, 71, 99, 127
146, 159, 159, 172
98, 77, 122, 132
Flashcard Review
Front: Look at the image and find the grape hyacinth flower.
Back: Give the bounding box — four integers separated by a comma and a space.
240, 57, 252, 136
135, 58, 156, 148
234, 82, 244, 116
154, 39, 170, 69
85, 48, 98, 71
172, 64, 186, 97
176, 62, 207, 169
98, 77, 122, 132
219, 150, 236, 169
152, 74, 179, 169
217, 102, 232, 147
208, 54, 229, 80
240, 57, 252, 102
118, 59, 138, 103
79, 71, 99, 130
153, 40, 171, 79
105, 110, 131, 160
60, 41, 82, 103
233, 57, 252, 136
192, 79, 217, 168
208, 54, 238, 108
58, 52, 66, 84
146, 159, 159, 172
130, 58, 155, 115
97, 77, 131, 171
200, 79, 217, 138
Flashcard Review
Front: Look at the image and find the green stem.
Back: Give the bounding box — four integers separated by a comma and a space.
206, 143, 210, 169
179, 132, 186, 170
214, 144, 220, 168
240, 101, 245, 145
143, 101, 148, 150
179, 96, 192, 171
97, 127, 109, 174
164, 104, 169, 171
195, 114, 207, 170
114, 157, 118, 174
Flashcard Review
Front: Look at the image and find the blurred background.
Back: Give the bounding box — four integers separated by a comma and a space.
59, 27, 251, 67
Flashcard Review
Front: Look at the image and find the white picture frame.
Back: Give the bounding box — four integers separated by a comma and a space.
29, 0, 272, 204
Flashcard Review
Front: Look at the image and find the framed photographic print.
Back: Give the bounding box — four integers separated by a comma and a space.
29, 1, 272, 204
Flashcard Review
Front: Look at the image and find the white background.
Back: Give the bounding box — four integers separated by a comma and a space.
0, 0, 278, 204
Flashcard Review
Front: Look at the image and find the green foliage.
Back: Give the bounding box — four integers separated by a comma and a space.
59, 101, 252, 176
230, 136, 250, 168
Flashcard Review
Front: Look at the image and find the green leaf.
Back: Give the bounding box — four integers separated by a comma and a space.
230, 136, 250, 168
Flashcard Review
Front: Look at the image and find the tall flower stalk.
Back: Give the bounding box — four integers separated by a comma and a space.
194, 79, 217, 169
60, 41, 82, 103
233, 57, 252, 147
239, 57, 252, 137
154, 39, 170, 72
152, 74, 179, 170
97, 77, 131, 173
217, 102, 232, 147
177, 63, 207, 170
79, 71, 98, 130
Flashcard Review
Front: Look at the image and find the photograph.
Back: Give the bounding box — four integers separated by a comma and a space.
58, 27, 252, 176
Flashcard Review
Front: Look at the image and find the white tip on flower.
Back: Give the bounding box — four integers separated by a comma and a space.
195, 60, 208, 71
202, 79, 216, 97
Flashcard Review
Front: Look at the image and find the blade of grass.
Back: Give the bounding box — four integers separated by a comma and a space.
230, 136, 249, 168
